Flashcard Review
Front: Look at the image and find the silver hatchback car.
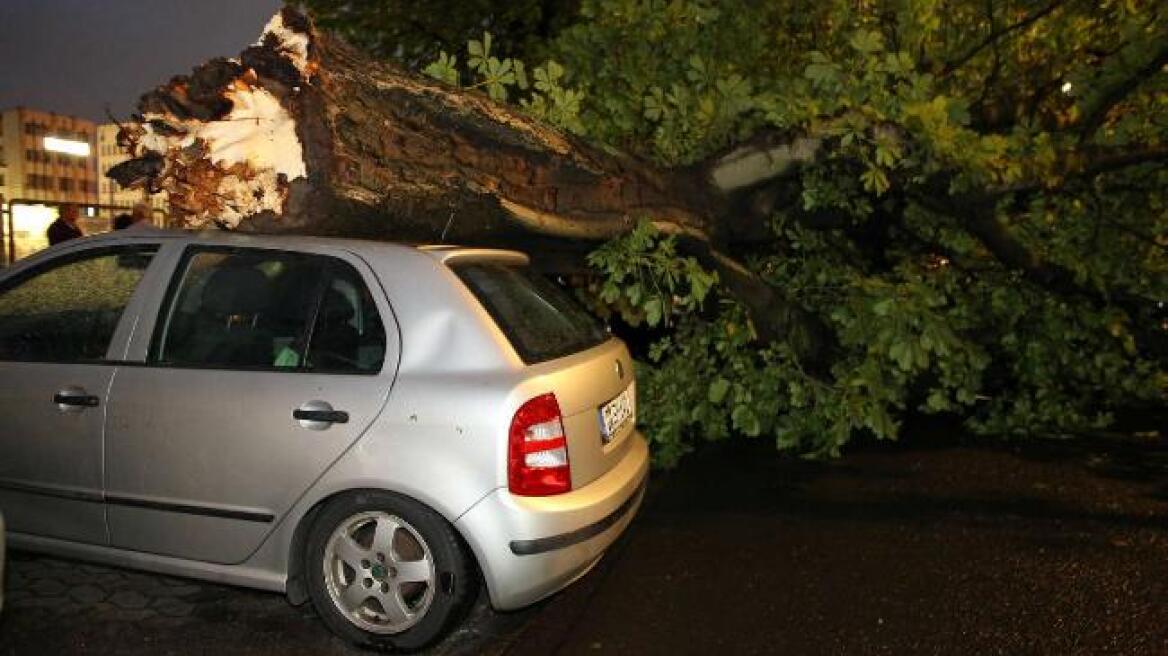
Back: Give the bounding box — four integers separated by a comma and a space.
0, 231, 647, 650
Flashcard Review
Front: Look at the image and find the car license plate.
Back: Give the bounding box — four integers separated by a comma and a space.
599, 384, 634, 442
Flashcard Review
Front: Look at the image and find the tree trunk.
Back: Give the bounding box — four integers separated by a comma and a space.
114, 9, 717, 245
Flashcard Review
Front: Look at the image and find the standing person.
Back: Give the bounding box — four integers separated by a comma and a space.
129, 202, 153, 228
46, 204, 83, 245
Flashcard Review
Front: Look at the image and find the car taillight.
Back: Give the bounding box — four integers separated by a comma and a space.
509, 393, 571, 496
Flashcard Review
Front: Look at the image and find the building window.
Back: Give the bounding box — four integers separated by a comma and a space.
59, 178, 74, 192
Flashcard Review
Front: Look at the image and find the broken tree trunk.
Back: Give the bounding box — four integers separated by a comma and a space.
108, 8, 821, 347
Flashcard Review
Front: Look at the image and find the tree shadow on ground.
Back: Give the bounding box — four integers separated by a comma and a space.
645, 427, 1168, 534
1000, 426, 1168, 504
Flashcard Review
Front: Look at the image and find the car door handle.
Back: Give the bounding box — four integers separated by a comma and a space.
292, 409, 349, 424
53, 392, 100, 407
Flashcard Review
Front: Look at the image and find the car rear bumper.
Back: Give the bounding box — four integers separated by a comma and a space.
456, 432, 649, 610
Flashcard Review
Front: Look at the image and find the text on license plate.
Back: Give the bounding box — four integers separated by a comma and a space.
599, 384, 635, 442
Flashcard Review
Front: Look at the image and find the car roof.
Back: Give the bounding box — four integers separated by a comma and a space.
73, 229, 527, 264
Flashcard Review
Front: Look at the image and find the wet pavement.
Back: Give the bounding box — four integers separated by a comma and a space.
2, 429, 1166, 655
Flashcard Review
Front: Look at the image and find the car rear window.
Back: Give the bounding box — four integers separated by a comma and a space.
454, 263, 608, 364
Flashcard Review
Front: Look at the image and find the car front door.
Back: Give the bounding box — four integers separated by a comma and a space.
0, 243, 161, 544
104, 245, 398, 564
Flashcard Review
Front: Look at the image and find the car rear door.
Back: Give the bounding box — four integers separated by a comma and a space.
0, 242, 161, 544
104, 244, 399, 564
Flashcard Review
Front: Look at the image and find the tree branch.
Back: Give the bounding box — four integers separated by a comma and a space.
913, 192, 1165, 359
1076, 40, 1168, 141
988, 143, 1168, 198
697, 245, 828, 359
940, 0, 1067, 76
706, 135, 822, 192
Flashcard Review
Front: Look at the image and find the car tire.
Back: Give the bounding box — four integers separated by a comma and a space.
304, 490, 476, 652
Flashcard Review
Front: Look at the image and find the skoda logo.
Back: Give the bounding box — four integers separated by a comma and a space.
615, 360, 624, 380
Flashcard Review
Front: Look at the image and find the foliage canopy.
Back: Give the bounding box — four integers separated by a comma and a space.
304, 0, 1167, 464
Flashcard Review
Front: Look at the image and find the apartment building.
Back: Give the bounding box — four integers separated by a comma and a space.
0, 107, 98, 206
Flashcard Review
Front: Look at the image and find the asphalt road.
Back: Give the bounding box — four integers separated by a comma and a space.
2, 429, 1166, 655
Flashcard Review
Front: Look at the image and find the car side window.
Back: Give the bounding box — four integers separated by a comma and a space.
153, 248, 385, 373
0, 246, 157, 363
304, 261, 386, 373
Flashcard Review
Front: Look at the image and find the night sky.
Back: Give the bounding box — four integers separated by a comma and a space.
0, 0, 283, 122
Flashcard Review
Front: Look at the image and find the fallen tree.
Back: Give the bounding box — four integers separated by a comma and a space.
109, 8, 823, 347
110, 4, 1166, 461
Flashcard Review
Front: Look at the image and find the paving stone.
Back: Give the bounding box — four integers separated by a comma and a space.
78, 564, 120, 577
29, 578, 67, 596
19, 595, 68, 609
160, 583, 201, 596
111, 608, 158, 622
86, 571, 129, 585
70, 584, 107, 605
160, 578, 203, 592
109, 590, 149, 610
154, 597, 196, 618
130, 581, 169, 596
56, 601, 86, 615
37, 559, 71, 571
122, 572, 163, 587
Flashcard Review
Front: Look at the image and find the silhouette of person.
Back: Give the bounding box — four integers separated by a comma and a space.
47, 204, 83, 245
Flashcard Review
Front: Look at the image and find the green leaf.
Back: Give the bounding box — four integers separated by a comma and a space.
732, 405, 762, 436
865, 405, 897, 439
708, 377, 731, 404
860, 167, 890, 194
422, 52, 460, 86
925, 390, 949, 412
644, 297, 664, 326
804, 61, 839, 87
890, 341, 914, 371
546, 60, 564, 81
849, 30, 885, 54
514, 60, 528, 90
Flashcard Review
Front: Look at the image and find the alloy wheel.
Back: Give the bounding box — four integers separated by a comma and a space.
322, 510, 437, 634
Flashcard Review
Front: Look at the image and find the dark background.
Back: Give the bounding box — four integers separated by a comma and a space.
0, 0, 282, 121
